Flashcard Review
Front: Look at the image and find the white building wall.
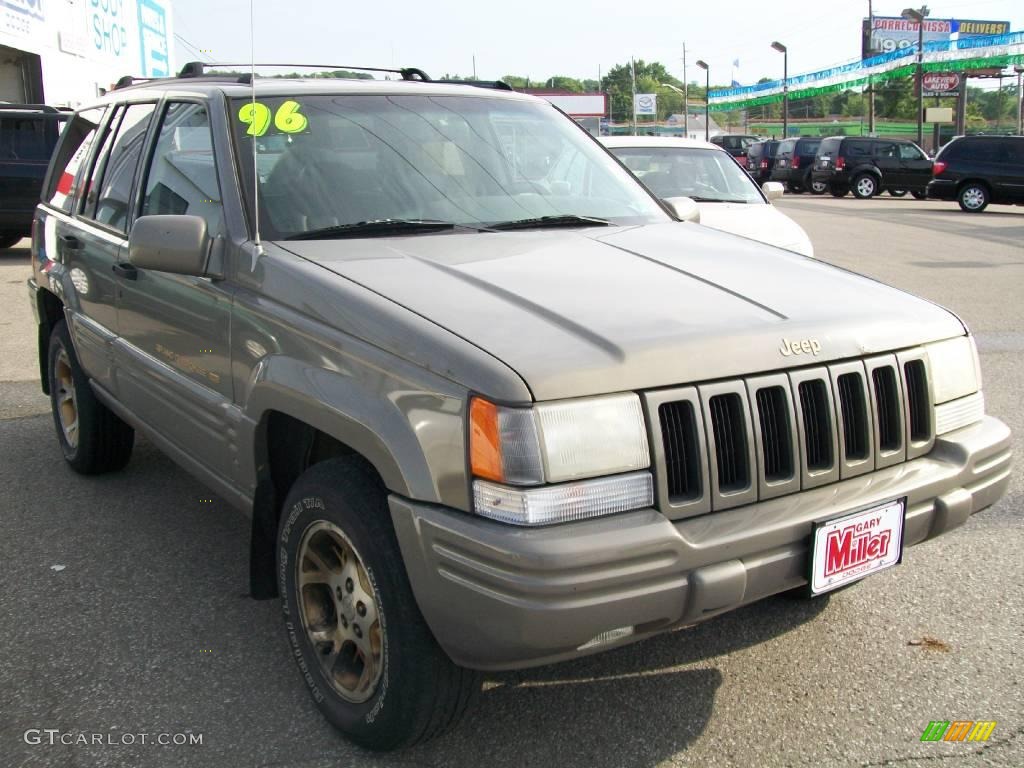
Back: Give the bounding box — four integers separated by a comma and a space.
0, 0, 174, 106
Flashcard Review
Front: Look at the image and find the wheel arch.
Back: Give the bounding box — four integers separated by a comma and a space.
35, 287, 66, 395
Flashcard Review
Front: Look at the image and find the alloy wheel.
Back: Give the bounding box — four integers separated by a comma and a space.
961, 186, 985, 210
54, 349, 79, 448
296, 520, 384, 704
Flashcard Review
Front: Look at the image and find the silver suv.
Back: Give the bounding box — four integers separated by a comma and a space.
28, 65, 1012, 750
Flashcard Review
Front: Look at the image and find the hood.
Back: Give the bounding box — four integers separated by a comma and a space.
696, 203, 814, 257
278, 222, 964, 401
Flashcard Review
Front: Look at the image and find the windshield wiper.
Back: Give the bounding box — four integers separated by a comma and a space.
488, 214, 611, 231
689, 197, 748, 204
284, 219, 468, 241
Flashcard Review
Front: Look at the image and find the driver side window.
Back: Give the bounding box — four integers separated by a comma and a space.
899, 144, 924, 161
140, 102, 223, 238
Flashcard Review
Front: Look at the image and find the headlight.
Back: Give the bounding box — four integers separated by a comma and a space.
925, 336, 981, 404
469, 393, 653, 525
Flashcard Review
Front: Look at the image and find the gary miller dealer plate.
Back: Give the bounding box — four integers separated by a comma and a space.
810, 499, 905, 595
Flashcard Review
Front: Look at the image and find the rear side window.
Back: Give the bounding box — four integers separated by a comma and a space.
964, 139, 999, 162
0, 116, 57, 161
777, 139, 797, 155
1003, 141, 1024, 165
817, 138, 840, 156
798, 139, 821, 154
874, 142, 897, 158
845, 141, 871, 158
85, 103, 156, 233
44, 107, 105, 213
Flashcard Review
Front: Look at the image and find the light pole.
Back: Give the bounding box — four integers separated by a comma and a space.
696, 60, 709, 141
1016, 65, 1024, 136
771, 41, 788, 138
660, 82, 687, 133
902, 5, 929, 147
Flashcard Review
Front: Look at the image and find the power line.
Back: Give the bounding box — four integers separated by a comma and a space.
174, 32, 213, 63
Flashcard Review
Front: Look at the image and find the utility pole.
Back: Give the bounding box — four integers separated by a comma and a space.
472, 55, 477, 80
1016, 65, 1024, 135
868, 0, 876, 135
683, 43, 689, 138
631, 57, 637, 136
902, 5, 929, 147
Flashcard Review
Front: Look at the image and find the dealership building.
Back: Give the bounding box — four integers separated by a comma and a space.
1, 0, 173, 106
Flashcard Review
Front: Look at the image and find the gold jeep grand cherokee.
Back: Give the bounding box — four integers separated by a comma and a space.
28, 62, 1011, 750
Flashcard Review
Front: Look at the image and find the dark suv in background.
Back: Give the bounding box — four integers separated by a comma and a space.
770, 137, 823, 193
1, 104, 67, 249
928, 135, 1024, 212
812, 136, 932, 199
745, 139, 779, 183
710, 134, 759, 166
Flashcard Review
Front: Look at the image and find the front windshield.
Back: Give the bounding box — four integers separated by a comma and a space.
609, 146, 765, 204
230, 94, 667, 238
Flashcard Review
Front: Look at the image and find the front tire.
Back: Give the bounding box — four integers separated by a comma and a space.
0, 233, 23, 249
852, 174, 878, 199
911, 189, 927, 200
830, 185, 848, 198
47, 320, 134, 474
808, 177, 827, 195
277, 458, 480, 750
957, 183, 989, 212
889, 189, 908, 197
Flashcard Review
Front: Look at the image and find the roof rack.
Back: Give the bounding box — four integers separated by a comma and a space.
0, 103, 63, 112
177, 61, 432, 81
438, 79, 514, 91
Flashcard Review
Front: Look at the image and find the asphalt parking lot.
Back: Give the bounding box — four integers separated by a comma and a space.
0, 196, 1021, 768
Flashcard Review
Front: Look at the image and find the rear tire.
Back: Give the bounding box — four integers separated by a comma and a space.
47, 320, 134, 474
277, 458, 480, 750
889, 189, 907, 197
808, 177, 827, 195
786, 182, 804, 194
911, 189, 928, 200
830, 185, 848, 198
0, 233, 24, 249
957, 183, 989, 212
851, 174, 878, 199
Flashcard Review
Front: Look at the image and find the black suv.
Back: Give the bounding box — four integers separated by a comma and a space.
745, 139, 779, 183
1, 104, 67, 249
928, 135, 1024, 212
770, 137, 823, 193
709, 134, 759, 165
811, 136, 932, 199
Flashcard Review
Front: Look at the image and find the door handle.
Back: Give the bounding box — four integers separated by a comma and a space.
59, 234, 82, 251
112, 262, 138, 280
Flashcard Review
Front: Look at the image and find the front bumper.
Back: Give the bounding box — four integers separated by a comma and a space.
391, 416, 1011, 671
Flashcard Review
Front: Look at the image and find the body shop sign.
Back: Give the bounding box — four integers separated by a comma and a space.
922, 73, 960, 96
92, 0, 129, 58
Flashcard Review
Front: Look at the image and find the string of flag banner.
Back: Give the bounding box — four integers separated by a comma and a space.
707, 30, 1024, 112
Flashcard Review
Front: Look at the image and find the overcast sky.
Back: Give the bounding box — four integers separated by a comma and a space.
171, 0, 1024, 88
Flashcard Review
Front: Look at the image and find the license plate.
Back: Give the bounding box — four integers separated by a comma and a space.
809, 499, 905, 595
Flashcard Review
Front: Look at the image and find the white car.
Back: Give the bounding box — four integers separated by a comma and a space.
600, 136, 814, 257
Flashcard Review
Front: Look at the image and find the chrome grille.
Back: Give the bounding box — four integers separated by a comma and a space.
645, 349, 933, 518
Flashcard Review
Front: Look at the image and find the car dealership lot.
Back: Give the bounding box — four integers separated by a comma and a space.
0, 197, 1021, 767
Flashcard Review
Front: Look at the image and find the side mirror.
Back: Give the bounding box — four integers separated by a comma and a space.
129, 215, 210, 277
663, 196, 701, 224
762, 181, 785, 201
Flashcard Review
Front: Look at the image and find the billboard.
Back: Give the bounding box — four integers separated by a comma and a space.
862, 17, 1010, 58
634, 93, 656, 116
530, 93, 606, 117
920, 72, 961, 96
